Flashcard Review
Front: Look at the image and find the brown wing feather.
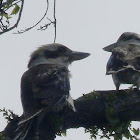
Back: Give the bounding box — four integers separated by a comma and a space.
21, 64, 70, 118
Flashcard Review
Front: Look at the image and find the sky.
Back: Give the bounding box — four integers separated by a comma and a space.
0, 0, 140, 139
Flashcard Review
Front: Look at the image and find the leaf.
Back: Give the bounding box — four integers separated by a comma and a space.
61, 131, 67, 137
123, 131, 130, 139
3, 13, 8, 19
133, 128, 140, 136
11, 4, 20, 15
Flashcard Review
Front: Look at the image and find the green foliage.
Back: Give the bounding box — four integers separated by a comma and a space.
83, 91, 140, 139
85, 103, 140, 140
57, 130, 67, 137
55, 115, 67, 137
133, 128, 140, 136
0, 132, 6, 140
0, 108, 18, 122
85, 123, 140, 140
85, 119, 140, 140
3, 13, 11, 20
0, 108, 18, 140
0, 91, 140, 140
83, 90, 100, 100
11, 4, 20, 15
0, 0, 21, 30
61, 130, 67, 137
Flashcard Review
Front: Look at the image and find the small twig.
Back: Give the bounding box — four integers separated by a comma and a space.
0, 20, 5, 28
38, 18, 55, 31
0, 0, 24, 35
15, 0, 49, 34
0, 108, 18, 122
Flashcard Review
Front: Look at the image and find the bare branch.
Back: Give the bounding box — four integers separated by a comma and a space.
38, 18, 55, 31
37, 0, 57, 43
14, 0, 49, 34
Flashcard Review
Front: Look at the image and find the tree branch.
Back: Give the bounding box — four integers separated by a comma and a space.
0, 0, 24, 35
53, 0, 56, 43
14, 0, 49, 34
63, 89, 140, 129
1, 89, 140, 140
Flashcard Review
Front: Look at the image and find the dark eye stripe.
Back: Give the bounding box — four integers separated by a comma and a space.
58, 47, 66, 53
44, 51, 58, 58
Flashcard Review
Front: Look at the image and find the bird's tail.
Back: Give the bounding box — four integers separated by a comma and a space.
13, 119, 33, 140
12, 95, 76, 139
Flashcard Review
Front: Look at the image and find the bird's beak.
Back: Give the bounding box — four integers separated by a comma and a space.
103, 43, 116, 52
68, 51, 90, 61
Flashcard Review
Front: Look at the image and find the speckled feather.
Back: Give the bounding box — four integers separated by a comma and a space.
21, 64, 71, 118
106, 44, 140, 90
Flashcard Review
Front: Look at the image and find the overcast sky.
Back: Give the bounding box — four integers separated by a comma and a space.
0, 0, 140, 139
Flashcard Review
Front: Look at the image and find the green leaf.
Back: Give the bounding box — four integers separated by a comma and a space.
2, 13, 12, 19
61, 130, 67, 136
130, 135, 133, 140
123, 131, 130, 139
3, 13, 8, 19
133, 128, 140, 136
11, 4, 20, 15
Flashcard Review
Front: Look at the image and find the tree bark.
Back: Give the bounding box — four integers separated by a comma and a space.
62, 89, 140, 130
1, 89, 140, 140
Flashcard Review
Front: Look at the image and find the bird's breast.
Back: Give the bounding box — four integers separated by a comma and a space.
112, 69, 140, 84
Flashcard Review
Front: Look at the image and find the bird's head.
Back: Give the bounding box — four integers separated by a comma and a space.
28, 43, 90, 68
103, 32, 140, 52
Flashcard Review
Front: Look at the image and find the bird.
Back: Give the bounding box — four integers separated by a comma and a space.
20, 43, 90, 122
103, 32, 140, 90
12, 43, 90, 139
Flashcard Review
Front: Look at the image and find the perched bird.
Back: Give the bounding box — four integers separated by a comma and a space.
103, 32, 140, 90
20, 43, 90, 120
12, 43, 90, 139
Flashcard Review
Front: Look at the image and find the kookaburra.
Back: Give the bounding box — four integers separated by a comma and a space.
21, 43, 90, 120
103, 32, 140, 90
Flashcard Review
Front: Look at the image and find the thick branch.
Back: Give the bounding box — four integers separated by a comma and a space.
1, 89, 140, 140
62, 89, 140, 130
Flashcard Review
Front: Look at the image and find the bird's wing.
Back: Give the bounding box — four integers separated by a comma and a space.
31, 64, 70, 108
117, 44, 140, 72
106, 46, 128, 74
31, 64, 76, 112
19, 64, 71, 124
106, 44, 140, 74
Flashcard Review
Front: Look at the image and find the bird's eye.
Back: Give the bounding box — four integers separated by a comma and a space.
44, 50, 58, 58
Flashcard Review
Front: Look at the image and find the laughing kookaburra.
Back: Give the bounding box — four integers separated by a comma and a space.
103, 32, 140, 90
21, 43, 90, 120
